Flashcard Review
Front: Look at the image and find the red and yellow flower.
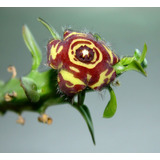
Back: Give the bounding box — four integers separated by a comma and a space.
47, 30, 120, 97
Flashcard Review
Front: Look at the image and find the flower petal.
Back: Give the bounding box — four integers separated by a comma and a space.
88, 62, 116, 90
47, 40, 63, 69
47, 30, 120, 96
58, 69, 86, 97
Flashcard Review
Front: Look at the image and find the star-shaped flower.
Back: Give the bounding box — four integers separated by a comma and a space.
47, 30, 120, 97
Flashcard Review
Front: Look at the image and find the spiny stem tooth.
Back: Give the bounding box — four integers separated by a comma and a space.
47, 117, 53, 125
4, 91, 17, 102
16, 115, 25, 125
38, 113, 53, 125
112, 80, 120, 86
9, 91, 17, 97
4, 93, 12, 102
7, 65, 17, 78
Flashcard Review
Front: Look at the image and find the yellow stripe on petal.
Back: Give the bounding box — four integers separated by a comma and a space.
112, 52, 119, 63
89, 69, 115, 89
87, 74, 92, 82
102, 44, 113, 64
69, 66, 80, 73
66, 83, 75, 88
64, 32, 87, 40
57, 75, 60, 83
50, 42, 63, 60
57, 45, 63, 53
49, 60, 62, 70
60, 69, 85, 86
50, 63, 57, 69
68, 39, 103, 69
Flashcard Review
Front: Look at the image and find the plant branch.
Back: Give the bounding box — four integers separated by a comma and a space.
0, 19, 148, 145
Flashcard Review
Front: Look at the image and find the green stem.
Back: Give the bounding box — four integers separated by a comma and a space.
0, 69, 66, 114
113, 43, 147, 77
78, 90, 86, 106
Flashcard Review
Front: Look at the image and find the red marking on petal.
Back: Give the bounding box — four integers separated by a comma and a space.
112, 52, 120, 65
47, 40, 63, 69
47, 40, 61, 58
87, 62, 115, 87
95, 70, 116, 90
56, 42, 63, 52
71, 41, 92, 50
95, 42, 111, 62
63, 30, 73, 39
66, 81, 73, 87
93, 78, 109, 90
93, 47, 100, 62
58, 72, 86, 97
73, 58, 78, 61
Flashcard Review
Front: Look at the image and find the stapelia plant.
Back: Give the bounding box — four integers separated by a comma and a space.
0, 18, 147, 145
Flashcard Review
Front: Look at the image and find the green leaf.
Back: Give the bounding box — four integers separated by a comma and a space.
93, 33, 102, 41
124, 60, 147, 76
139, 43, 147, 63
72, 102, 95, 145
113, 43, 148, 77
20, 77, 40, 102
141, 58, 148, 69
134, 44, 148, 68
103, 86, 117, 118
134, 49, 141, 60
22, 25, 42, 71
121, 57, 134, 66
38, 17, 61, 40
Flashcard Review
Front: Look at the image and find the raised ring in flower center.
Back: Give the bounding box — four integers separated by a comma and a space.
75, 45, 94, 63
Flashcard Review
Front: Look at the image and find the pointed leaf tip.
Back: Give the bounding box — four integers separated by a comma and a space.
37, 17, 61, 40
139, 43, 147, 64
72, 102, 96, 145
22, 25, 42, 70
128, 60, 147, 77
93, 33, 102, 41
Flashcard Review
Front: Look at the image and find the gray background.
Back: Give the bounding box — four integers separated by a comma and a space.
0, 8, 159, 152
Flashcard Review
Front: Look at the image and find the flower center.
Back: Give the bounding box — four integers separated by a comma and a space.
75, 45, 94, 63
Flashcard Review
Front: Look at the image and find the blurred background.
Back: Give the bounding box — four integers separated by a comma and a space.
0, 8, 159, 152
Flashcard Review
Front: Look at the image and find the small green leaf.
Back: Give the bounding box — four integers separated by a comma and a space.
20, 77, 40, 102
124, 60, 147, 76
113, 44, 147, 77
134, 49, 141, 60
141, 58, 148, 68
22, 25, 42, 70
103, 86, 117, 118
72, 102, 95, 145
134, 44, 148, 68
139, 43, 147, 63
93, 33, 102, 41
38, 17, 61, 40
121, 57, 134, 66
